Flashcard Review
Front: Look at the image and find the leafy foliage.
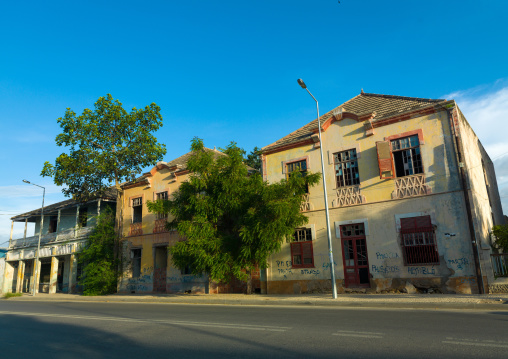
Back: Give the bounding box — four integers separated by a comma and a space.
147, 138, 320, 287
492, 224, 508, 253
79, 207, 118, 295
244, 146, 262, 171
41, 94, 166, 200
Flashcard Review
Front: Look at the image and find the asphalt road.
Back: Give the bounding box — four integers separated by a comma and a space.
0, 301, 507, 358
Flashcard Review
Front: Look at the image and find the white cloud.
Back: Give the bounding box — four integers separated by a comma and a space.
445, 79, 508, 160
444, 79, 508, 215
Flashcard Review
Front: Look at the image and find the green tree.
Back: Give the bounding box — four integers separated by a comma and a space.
79, 207, 118, 295
492, 224, 508, 253
41, 94, 166, 201
41, 94, 167, 257
244, 146, 262, 172
147, 138, 320, 293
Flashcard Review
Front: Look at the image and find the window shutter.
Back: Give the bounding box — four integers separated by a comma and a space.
302, 242, 314, 265
376, 141, 395, 179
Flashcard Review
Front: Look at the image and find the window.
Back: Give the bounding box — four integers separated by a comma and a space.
400, 215, 439, 265
286, 159, 308, 192
391, 135, 423, 177
131, 249, 142, 278
79, 207, 88, 228
291, 228, 314, 268
132, 197, 142, 224
48, 216, 58, 233
181, 264, 193, 275
155, 192, 168, 220
334, 149, 360, 187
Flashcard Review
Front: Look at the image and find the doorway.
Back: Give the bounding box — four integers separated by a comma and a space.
153, 246, 167, 293
340, 223, 370, 288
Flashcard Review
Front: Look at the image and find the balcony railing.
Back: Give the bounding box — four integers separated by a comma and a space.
9, 226, 94, 249
153, 218, 169, 233
332, 185, 364, 207
492, 254, 508, 277
129, 222, 143, 236
392, 174, 429, 199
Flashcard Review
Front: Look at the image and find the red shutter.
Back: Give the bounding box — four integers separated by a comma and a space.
376, 141, 395, 179
302, 242, 314, 267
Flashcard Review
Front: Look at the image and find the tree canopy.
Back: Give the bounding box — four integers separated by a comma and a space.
147, 138, 320, 290
41, 94, 166, 200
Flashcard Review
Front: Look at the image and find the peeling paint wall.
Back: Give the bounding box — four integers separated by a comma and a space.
264, 108, 491, 294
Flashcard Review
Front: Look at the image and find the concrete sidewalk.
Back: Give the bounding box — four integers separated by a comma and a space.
5, 292, 508, 311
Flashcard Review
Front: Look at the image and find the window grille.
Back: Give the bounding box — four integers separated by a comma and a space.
400, 215, 439, 265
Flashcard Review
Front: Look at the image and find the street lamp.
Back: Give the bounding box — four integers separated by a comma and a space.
297, 79, 338, 299
23, 179, 45, 296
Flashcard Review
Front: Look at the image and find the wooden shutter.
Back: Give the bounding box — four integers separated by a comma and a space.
376, 141, 395, 179
302, 242, 314, 267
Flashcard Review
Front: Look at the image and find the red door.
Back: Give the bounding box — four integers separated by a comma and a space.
341, 224, 370, 288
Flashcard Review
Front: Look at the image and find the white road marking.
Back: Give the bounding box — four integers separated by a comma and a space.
0, 311, 290, 332
333, 330, 383, 339
443, 337, 508, 349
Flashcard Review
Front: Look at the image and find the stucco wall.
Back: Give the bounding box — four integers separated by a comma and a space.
264, 108, 483, 294
0, 258, 5, 294
34, 201, 100, 236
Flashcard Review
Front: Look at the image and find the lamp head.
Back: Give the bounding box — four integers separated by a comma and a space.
297, 78, 307, 89
23, 180, 30, 184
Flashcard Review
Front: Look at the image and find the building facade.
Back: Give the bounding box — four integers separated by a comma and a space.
117, 149, 258, 294
2, 194, 115, 294
261, 92, 504, 294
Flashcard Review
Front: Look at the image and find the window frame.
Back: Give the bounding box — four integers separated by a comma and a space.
390, 135, 424, 178
400, 215, 439, 266
290, 227, 314, 268
155, 191, 169, 220
285, 159, 309, 193
333, 148, 360, 188
132, 197, 143, 224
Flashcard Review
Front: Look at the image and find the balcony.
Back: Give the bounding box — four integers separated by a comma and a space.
392, 174, 430, 199
332, 185, 364, 207
8, 226, 94, 249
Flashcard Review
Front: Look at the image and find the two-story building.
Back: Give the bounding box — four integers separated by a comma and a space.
261, 92, 504, 294
2, 192, 116, 294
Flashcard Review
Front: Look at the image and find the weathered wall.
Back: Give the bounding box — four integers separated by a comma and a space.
456, 107, 503, 284
34, 201, 101, 236
264, 108, 481, 294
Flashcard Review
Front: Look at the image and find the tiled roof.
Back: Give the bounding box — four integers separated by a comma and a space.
262, 92, 445, 152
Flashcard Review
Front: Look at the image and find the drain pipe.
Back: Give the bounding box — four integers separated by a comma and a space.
444, 103, 484, 294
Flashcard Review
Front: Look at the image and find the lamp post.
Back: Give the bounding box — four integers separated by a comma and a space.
297, 79, 338, 299
23, 179, 45, 296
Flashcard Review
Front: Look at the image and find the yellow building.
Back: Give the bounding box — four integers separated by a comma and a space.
261, 92, 504, 294
118, 148, 250, 294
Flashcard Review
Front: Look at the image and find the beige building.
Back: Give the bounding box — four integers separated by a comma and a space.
261, 92, 504, 294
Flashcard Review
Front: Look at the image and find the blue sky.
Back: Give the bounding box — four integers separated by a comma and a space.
1, 0, 508, 245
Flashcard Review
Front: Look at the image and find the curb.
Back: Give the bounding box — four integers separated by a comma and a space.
5, 296, 508, 311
